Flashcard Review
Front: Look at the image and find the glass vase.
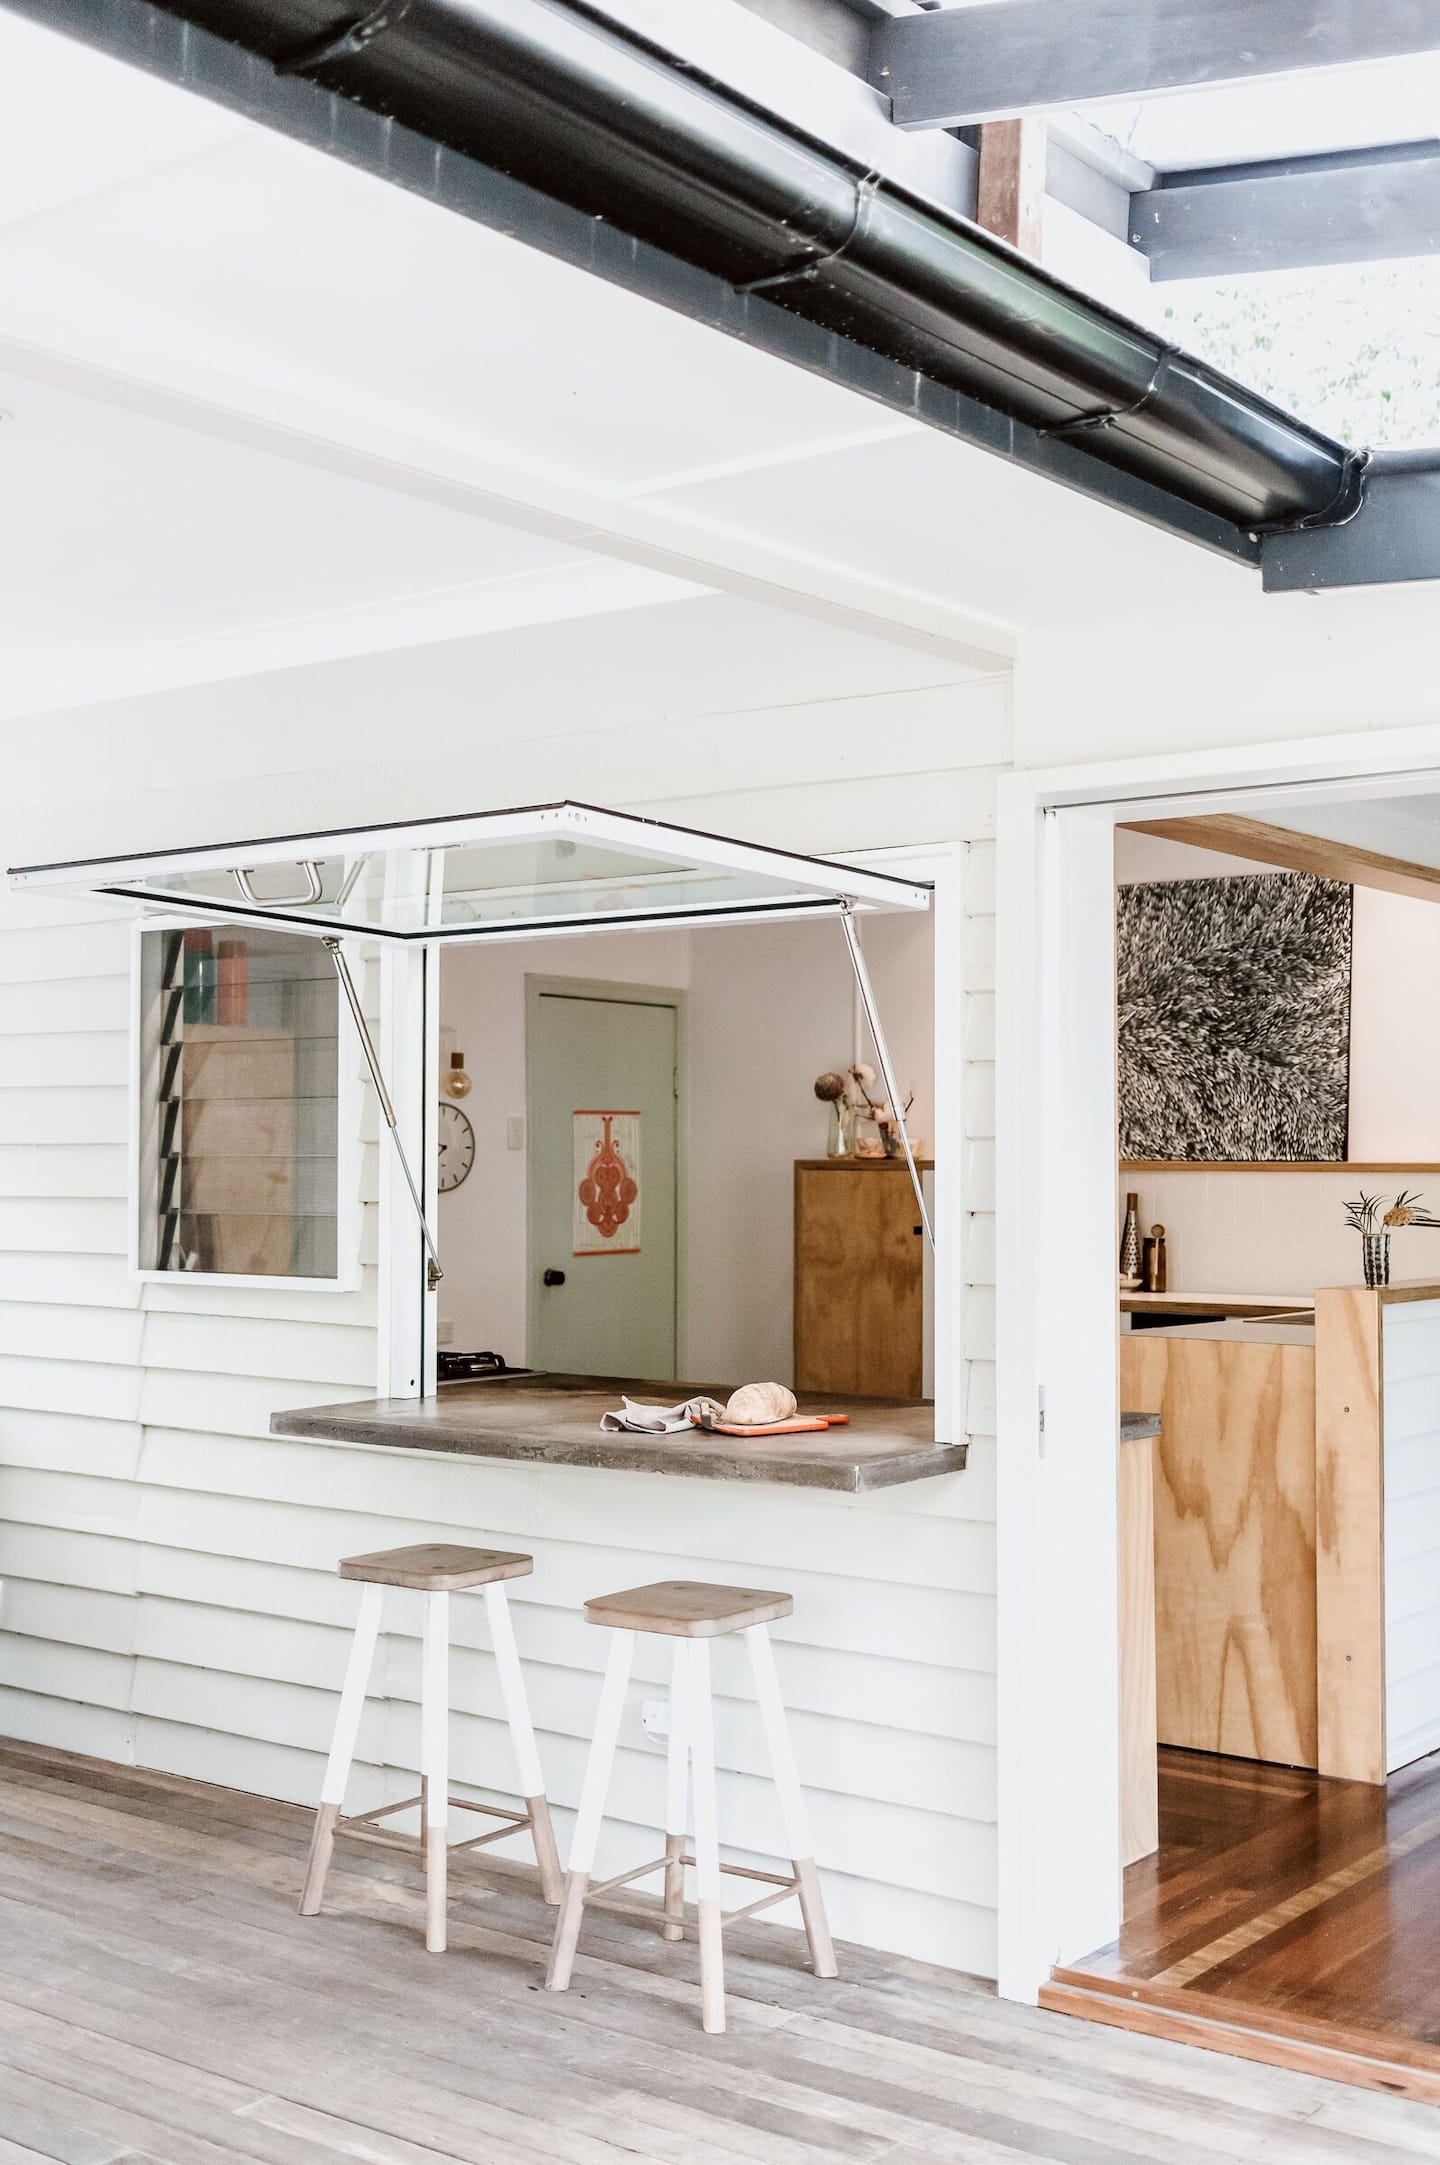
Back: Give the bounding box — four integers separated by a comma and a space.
826, 1101, 853, 1158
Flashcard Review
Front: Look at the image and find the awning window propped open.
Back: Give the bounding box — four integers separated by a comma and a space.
7, 801, 931, 940
9, 801, 935, 1275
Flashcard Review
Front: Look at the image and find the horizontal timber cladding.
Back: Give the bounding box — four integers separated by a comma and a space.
0, 848, 1002, 1976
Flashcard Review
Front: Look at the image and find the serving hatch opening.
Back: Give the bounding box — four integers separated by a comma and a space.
7, 800, 931, 941
9, 802, 937, 1372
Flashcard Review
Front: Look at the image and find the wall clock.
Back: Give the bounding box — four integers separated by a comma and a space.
437, 1101, 475, 1192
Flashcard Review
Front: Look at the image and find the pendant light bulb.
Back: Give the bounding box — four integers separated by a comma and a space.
445, 1049, 472, 1100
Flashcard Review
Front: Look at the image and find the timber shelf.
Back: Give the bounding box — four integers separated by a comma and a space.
1120, 1160, 1440, 1173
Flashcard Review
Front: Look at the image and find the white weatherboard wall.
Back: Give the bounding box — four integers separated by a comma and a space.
1384, 1298, 1440, 1775
0, 595, 1005, 1974
438, 911, 936, 1376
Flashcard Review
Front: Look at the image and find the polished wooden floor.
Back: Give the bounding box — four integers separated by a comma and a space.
4, 1745, 1440, 2161
1046, 1745, 1440, 2105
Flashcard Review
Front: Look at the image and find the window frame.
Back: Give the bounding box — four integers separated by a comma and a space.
126, 914, 364, 1294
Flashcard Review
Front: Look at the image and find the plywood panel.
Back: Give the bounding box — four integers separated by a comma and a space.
794, 1160, 928, 1398
1122, 1333, 1317, 1767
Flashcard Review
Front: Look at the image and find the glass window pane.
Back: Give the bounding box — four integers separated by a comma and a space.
121, 838, 825, 934
27, 804, 929, 938
138, 926, 340, 1279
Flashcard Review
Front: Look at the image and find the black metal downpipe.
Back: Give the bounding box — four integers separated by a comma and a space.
10, 0, 1364, 550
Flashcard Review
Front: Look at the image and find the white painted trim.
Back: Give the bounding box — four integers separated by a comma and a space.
848, 839, 964, 1445
125, 916, 361, 1295
378, 936, 437, 1397
995, 712, 1440, 2003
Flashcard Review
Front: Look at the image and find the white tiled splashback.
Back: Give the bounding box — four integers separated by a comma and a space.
1117, 1170, 1440, 1296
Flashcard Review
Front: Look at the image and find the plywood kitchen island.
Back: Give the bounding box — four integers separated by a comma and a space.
1121, 1282, 1440, 1782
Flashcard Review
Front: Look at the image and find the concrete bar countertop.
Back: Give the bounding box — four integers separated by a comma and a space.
272, 1374, 966, 1493
273, 1375, 1164, 1492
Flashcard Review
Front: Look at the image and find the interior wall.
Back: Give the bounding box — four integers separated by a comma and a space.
438, 911, 935, 1381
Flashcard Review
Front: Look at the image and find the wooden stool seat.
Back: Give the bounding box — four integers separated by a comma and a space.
340, 1543, 533, 1592
583, 1580, 794, 1637
548, 1576, 835, 2034
300, 1545, 561, 1949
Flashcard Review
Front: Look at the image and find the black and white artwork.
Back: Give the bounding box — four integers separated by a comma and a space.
1117, 872, 1352, 1162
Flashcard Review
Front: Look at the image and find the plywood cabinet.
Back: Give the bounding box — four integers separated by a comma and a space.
1121, 1331, 1319, 1769
793, 1158, 930, 1399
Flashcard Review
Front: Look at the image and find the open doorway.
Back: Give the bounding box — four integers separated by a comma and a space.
1002, 769, 1440, 2096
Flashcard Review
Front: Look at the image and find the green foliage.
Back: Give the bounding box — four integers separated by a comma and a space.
1157, 259, 1440, 447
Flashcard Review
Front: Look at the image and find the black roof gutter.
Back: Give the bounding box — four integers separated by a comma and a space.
10, 0, 1367, 563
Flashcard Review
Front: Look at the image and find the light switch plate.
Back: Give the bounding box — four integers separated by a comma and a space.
506, 1116, 525, 1151
640, 1698, 670, 1746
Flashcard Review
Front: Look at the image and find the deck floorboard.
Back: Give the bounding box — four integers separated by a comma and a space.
1, 1740, 1437, 2160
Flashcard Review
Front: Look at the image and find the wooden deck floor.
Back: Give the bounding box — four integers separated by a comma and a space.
1046, 1746, 1440, 2109
3, 1744, 1440, 2164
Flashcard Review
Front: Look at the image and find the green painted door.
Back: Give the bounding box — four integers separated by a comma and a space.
528, 986, 678, 1379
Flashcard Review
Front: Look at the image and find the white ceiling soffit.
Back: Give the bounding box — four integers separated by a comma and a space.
0, 369, 705, 721
7, 800, 933, 942
0, 11, 1264, 680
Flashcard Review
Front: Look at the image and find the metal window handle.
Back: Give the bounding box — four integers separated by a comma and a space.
542, 1268, 567, 1287
233, 860, 324, 906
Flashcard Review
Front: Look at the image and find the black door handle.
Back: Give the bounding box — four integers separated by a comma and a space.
542, 1268, 566, 1287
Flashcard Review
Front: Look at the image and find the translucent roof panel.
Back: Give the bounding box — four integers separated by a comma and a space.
7, 801, 930, 941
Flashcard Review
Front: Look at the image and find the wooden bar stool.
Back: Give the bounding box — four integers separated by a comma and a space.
545, 1579, 837, 2033
299, 1543, 562, 1950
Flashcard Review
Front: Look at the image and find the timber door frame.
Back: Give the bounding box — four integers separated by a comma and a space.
995, 717, 1440, 2005
524, 974, 686, 1376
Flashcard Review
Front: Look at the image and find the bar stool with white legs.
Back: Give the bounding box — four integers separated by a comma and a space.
545, 1579, 837, 2033
299, 1544, 563, 1949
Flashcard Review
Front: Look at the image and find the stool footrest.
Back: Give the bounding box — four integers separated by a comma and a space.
585, 1854, 671, 1901
337, 1792, 532, 1846
449, 1816, 530, 1855
676, 1853, 797, 1890
580, 1850, 804, 1928
719, 1883, 802, 1927
342, 1793, 424, 1829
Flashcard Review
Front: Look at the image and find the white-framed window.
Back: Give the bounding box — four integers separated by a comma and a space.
130, 919, 359, 1289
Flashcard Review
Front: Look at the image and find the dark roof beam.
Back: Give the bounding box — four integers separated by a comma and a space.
1132, 141, 1440, 280
870, 0, 1440, 132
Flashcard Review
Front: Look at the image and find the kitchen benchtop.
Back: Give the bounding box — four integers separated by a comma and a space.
272, 1377, 1164, 1491
1121, 1291, 1315, 1318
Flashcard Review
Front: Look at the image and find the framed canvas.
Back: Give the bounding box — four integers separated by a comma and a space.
1117, 871, 1352, 1162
